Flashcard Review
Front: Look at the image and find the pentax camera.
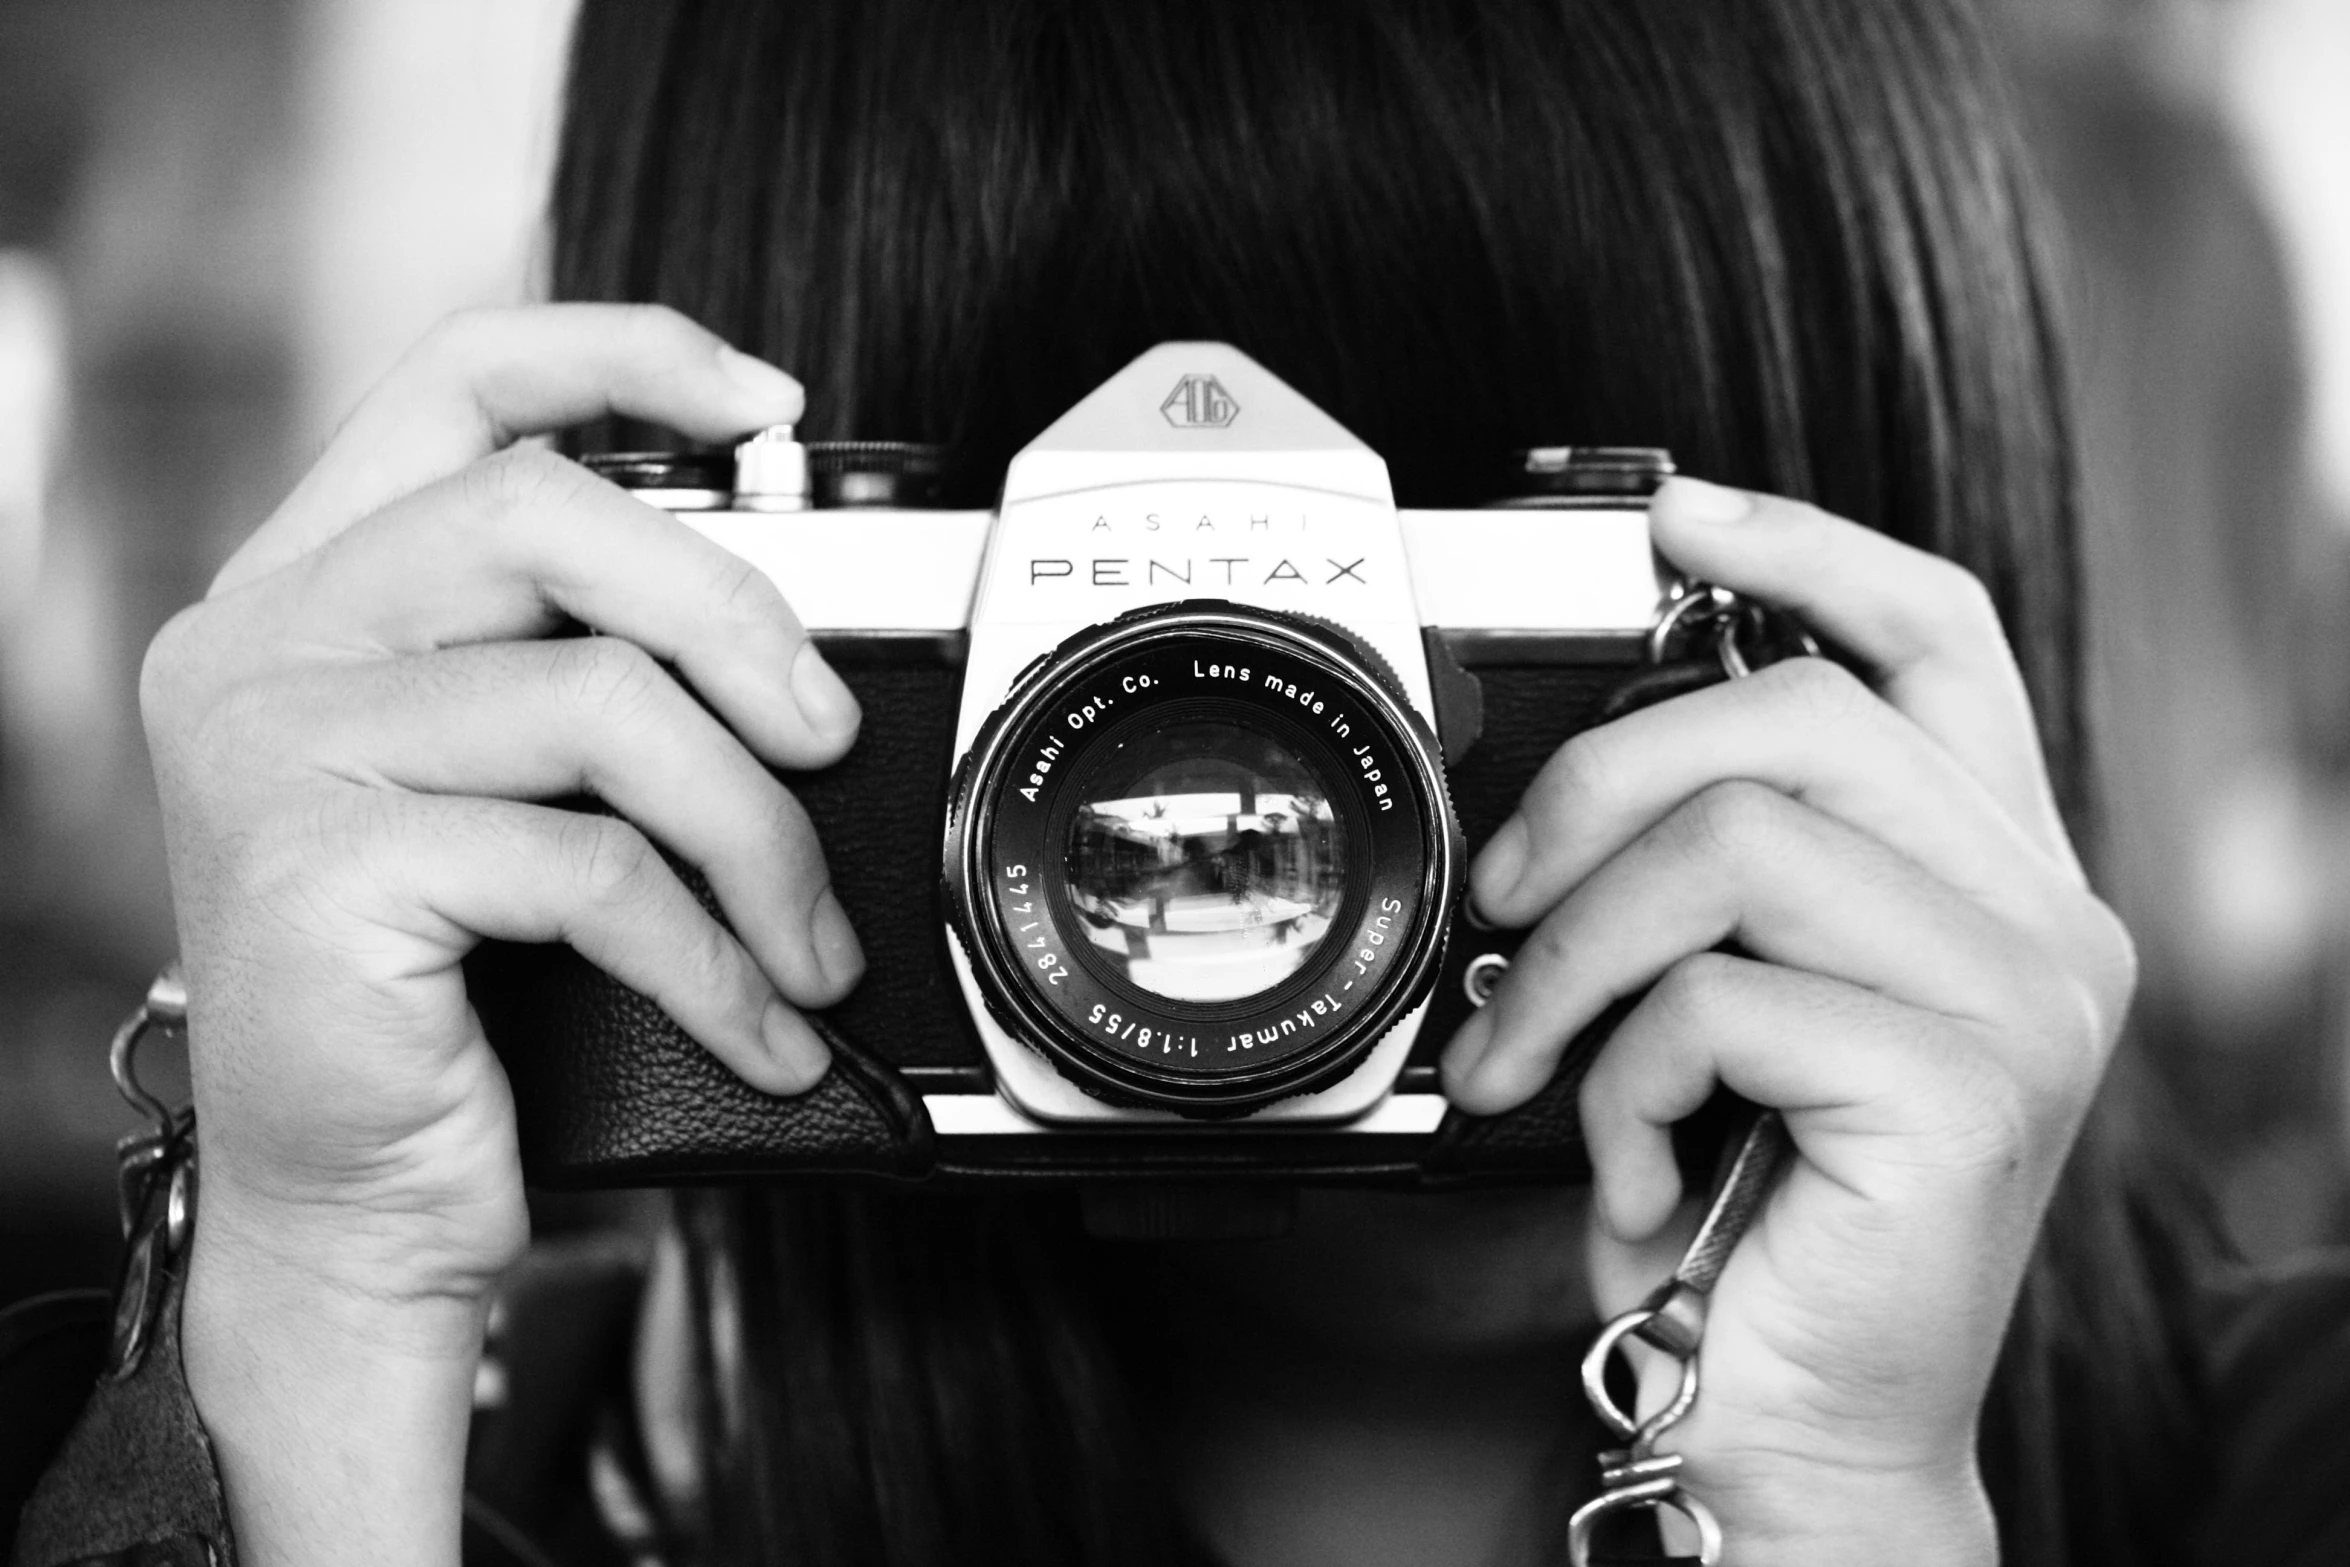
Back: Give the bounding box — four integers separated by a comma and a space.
470, 343, 1764, 1188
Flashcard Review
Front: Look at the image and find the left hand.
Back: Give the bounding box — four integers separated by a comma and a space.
1440, 477, 2134, 1564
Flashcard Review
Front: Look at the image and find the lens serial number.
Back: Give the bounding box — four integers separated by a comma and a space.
998, 862, 1067, 985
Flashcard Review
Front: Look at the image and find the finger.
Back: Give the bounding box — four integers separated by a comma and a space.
1577, 953, 2028, 1244
1442, 781, 2045, 1114
361, 796, 831, 1095
218, 304, 803, 593
1472, 655, 2076, 936
1650, 478, 2071, 866
306, 639, 862, 1008
237, 446, 857, 770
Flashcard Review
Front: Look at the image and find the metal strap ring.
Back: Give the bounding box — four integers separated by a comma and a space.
1646, 583, 1735, 666
1568, 1484, 1724, 1567
110, 962, 188, 1138
1715, 602, 1822, 681
1579, 1304, 1702, 1444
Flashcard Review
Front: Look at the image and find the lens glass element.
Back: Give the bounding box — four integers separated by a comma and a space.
1062, 721, 1346, 1003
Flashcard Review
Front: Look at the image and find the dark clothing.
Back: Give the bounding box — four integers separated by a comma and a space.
8, 1233, 2350, 1567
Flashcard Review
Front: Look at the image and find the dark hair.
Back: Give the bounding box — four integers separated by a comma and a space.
551, 2, 2218, 1563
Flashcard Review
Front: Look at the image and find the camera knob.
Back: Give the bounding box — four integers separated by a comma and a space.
733, 424, 812, 512
1492, 446, 1675, 505
578, 451, 733, 511
808, 441, 949, 508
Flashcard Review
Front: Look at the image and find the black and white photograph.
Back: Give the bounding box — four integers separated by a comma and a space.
3, 2, 2348, 1563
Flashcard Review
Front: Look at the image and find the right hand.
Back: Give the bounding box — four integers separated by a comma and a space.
142, 310, 857, 1563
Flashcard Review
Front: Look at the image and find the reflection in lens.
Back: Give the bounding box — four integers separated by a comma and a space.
1063, 722, 1347, 1004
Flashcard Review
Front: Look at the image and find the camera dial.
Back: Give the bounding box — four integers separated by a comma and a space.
948, 602, 1462, 1115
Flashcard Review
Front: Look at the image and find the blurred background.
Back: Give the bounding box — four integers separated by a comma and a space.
1, 0, 2346, 1306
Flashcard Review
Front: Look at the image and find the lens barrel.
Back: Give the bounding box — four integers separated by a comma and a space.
948, 604, 1461, 1115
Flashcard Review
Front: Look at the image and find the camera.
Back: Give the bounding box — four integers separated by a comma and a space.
470, 342, 1728, 1188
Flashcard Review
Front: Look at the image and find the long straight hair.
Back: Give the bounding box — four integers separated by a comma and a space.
551, 3, 2217, 1563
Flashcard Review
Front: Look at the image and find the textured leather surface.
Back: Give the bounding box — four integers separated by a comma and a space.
13, 1137, 231, 1567
472, 640, 1688, 1186
471, 939, 935, 1186
791, 658, 986, 1070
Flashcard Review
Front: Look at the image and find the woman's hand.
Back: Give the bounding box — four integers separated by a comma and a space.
144, 304, 859, 1567
1441, 478, 2133, 1565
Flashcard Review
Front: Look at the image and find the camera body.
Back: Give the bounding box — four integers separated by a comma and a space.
470, 343, 1690, 1187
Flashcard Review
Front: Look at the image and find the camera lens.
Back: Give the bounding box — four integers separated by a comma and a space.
1063, 720, 1349, 1005
948, 604, 1461, 1115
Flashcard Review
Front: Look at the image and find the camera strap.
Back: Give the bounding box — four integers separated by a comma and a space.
1566, 585, 1810, 1567
1568, 1106, 1791, 1565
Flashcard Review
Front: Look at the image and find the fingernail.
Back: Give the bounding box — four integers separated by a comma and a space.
1474, 816, 1531, 915
716, 344, 805, 417
1658, 476, 1752, 526
760, 996, 830, 1091
1442, 1009, 1499, 1101
790, 643, 861, 741
810, 888, 864, 992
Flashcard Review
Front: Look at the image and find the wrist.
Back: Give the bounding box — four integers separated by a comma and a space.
1694, 1454, 1995, 1567
184, 1198, 495, 1567
195, 1142, 529, 1321
187, 1192, 497, 1364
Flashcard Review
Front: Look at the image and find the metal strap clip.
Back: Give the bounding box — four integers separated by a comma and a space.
111, 962, 191, 1236
107, 961, 196, 1380
1567, 1110, 1791, 1565
1649, 580, 1821, 679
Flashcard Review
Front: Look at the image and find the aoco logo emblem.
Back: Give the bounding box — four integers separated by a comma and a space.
1161, 374, 1240, 429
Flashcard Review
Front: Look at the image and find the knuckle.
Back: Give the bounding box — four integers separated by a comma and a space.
1921, 556, 2003, 642
676, 903, 744, 997
1979, 946, 2112, 1121
547, 637, 671, 734
1649, 951, 1745, 1028
1516, 917, 1575, 978
2043, 918, 2134, 1086
757, 787, 822, 883
1940, 1042, 2039, 1170
2044, 983, 2115, 1108
705, 552, 793, 631
1673, 778, 1783, 861
1754, 653, 1869, 725
413, 306, 512, 377
2074, 898, 2140, 1019
2003, 898, 2136, 1096
560, 815, 662, 905
138, 604, 215, 737
464, 443, 588, 525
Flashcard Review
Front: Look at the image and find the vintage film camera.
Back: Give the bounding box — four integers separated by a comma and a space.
471, 342, 1756, 1188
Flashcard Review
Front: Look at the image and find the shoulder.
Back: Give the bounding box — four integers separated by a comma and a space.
2195, 1249, 2350, 1566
